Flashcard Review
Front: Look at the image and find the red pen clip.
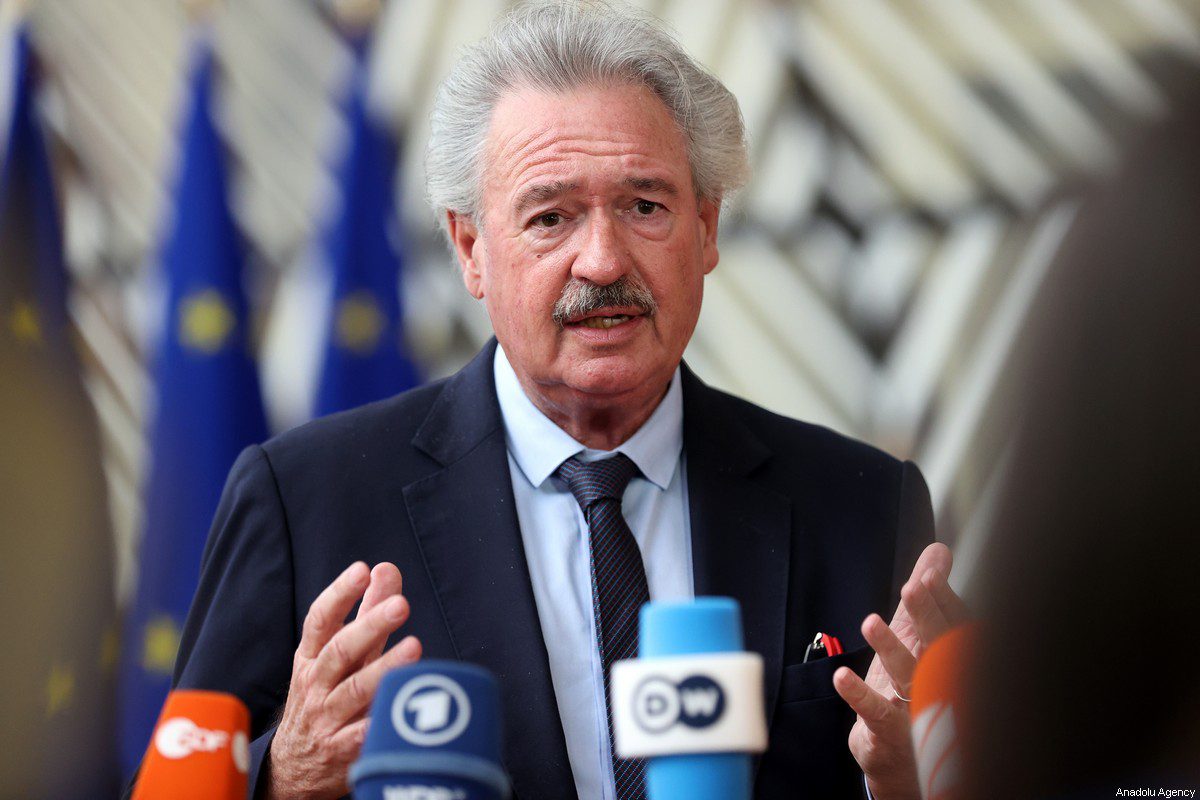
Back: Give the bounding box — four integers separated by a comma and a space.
803, 631, 844, 661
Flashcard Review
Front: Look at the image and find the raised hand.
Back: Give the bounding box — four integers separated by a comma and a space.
266, 562, 422, 800
833, 543, 969, 800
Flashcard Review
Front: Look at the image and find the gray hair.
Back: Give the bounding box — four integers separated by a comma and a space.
424, 0, 750, 235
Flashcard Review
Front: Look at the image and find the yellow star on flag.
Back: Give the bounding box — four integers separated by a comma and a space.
9, 299, 43, 345
334, 291, 385, 354
100, 624, 120, 673
179, 289, 236, 354
46, 663, 75, 717
142, 615, 182, 676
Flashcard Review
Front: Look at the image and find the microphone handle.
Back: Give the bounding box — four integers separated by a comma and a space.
640, 599, 755, 800
647, 753, 752, 800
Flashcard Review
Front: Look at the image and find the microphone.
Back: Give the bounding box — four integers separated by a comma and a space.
909, 624, 977, 800
350, 660, 510, 800
130, 689, 250, 800
610, 597, 768, 800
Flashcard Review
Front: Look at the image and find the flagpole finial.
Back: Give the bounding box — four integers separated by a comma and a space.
181, 0, 221, 23
330, 0, 381, 34
0, 0, 28, 27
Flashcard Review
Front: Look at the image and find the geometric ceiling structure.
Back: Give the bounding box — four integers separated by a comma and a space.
19, 0, 1200, 597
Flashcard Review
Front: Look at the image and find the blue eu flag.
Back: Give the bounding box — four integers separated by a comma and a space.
314, 36, 420, 416
0, 24, 70, 352
117, 36, 269, 777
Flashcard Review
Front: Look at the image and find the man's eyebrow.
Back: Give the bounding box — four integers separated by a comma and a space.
513, 181, 580, 215
624, 176, 680, 196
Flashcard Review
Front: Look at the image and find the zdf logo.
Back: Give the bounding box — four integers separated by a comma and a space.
154, 717, 250, 772
632, 674, 726, 733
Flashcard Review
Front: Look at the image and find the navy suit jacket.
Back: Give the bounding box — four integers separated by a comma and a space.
173, 340, 934, 799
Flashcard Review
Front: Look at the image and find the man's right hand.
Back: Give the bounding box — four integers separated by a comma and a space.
266, 561, 422, 800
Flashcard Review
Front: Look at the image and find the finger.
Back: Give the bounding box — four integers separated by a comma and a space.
884, 543, 954, 644
922, 568, 970, 627
325, 636, 423, 724
311, 595, 410, 690
356, 563, 405, 664
834, 666, 896, 733
359, 563, 404, 617
298, 562, 370, 660
908, 543, 952, 590
902, 571, 952, 648
326, 716, 371, 769
862, 613, 917, 695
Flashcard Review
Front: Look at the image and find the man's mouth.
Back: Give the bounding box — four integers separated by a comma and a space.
575, 314, 634, 329
563, 306, 647, 331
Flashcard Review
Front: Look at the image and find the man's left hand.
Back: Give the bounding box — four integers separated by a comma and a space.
833, 542, 970, 800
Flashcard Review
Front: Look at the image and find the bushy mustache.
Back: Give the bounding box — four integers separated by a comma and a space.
552, 277, 658, 327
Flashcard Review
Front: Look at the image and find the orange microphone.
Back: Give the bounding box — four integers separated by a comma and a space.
131, 690, 250, 800
909, 624, 977, 800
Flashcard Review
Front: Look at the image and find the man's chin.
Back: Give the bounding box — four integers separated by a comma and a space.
560, 356, 670, 402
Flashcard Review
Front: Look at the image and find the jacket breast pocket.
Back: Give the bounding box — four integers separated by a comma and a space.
757, 645, 874, 795
777, 644, 873, 704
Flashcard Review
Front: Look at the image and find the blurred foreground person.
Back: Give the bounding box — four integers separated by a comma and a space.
964, 90, 1200, 798
0, 15, 118, 794
0, 334, 119, 799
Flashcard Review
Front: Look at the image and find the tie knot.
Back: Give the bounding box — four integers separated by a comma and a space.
556, 453, 639, 510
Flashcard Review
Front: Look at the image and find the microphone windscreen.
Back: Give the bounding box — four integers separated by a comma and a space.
350, 660, 509, 800
130, 690, 250, 800
910, 624, 977, 800
640, 597, 744, 656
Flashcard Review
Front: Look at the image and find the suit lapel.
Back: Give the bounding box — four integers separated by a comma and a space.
404, 341, 577, 800
682, 366, 793, 727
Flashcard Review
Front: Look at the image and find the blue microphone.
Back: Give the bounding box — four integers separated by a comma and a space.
611, 597, 768, 800
350, 660, 510, 800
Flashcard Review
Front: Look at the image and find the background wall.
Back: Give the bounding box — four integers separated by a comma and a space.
8, 0, 1200, 606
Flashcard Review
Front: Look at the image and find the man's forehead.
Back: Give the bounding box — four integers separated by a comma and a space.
480, 84, 692, 206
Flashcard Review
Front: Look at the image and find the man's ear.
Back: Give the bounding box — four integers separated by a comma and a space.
447, 210, 486, 299
699, 198, 721, 275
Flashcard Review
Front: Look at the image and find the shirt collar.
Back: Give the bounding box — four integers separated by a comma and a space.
493, 344, 683, 491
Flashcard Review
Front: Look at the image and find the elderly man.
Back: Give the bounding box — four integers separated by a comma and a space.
174, 3, 965, 799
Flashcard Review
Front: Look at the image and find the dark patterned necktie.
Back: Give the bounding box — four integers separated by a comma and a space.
556, 454, 648, 800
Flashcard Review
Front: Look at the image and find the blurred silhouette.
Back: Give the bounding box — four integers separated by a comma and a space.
0, 21, 118, 798
0, 337, 120, 799
965, 86, 1200, 798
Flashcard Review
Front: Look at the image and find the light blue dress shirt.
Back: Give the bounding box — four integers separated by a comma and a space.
493, 345, 694, 800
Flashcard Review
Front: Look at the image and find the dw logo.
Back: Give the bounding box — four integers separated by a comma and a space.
391, 675, 472, 747
632, 674, 726, 733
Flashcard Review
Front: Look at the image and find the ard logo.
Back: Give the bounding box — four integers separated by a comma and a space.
391, 674, 472, 747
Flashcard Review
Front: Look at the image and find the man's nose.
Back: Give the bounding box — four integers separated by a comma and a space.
570, 211, 631, 286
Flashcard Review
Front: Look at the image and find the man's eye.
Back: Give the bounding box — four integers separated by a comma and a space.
533, 212, 562, 228
635, 200, 661, 215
